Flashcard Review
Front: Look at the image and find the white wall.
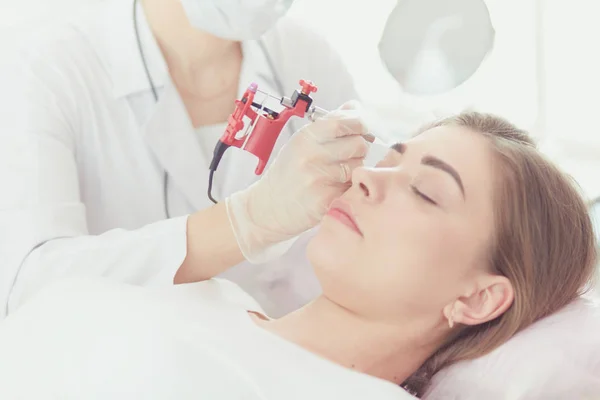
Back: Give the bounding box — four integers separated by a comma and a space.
537, 0, 600, 202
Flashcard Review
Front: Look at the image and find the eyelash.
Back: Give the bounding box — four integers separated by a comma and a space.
411, 185, 437, 206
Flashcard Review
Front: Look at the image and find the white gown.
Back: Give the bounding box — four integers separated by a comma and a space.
0, 278, 415, 400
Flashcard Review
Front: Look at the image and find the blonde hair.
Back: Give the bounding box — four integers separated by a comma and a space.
403, 112, 597, 396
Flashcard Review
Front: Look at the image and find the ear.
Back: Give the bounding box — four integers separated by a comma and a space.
444, 275, 514, 327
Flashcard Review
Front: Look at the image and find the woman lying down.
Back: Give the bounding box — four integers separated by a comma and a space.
0, 112, 595, 399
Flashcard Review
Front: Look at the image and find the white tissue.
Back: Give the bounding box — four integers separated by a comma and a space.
364, 141, 390, 168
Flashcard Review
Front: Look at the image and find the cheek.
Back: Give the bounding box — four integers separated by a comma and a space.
369, 208, 470, 291
371, 204, 441, 258
399, 217, 486, 306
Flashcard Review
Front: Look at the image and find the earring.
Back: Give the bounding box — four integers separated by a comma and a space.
448, 306, 455, 329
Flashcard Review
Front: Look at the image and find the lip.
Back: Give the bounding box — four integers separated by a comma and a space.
326, 199, 363, 236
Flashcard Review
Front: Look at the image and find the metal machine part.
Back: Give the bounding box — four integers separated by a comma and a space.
207, 80, 388, 203
207, 80, 323, 203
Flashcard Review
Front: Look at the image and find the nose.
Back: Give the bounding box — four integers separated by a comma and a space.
351, 166, 388, 202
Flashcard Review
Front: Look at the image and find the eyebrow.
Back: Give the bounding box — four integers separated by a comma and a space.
391, 142, 466, 199
390, 142, 406, 154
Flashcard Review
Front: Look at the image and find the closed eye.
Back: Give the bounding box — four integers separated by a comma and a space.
411, 185, 437, 206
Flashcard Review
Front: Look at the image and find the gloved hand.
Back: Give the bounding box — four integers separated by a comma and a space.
226, 101, 374, 264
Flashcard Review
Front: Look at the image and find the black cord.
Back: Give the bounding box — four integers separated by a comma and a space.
207, 141, 231, 204
207, 170, 218, 204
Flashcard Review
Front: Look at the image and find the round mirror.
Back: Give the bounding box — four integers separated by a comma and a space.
378, 0, 495, 96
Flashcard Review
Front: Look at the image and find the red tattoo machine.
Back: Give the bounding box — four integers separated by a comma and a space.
207, 79, 328, 203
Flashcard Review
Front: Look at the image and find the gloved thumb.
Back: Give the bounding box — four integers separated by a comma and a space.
320, 100, 375, 142
321, 100, 362, 121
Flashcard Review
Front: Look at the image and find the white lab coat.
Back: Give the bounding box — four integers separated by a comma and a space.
0, 0, 358, 319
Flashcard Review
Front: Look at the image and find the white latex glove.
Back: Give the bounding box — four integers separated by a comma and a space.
226, 101, 374, 264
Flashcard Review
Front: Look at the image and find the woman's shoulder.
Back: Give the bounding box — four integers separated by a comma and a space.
0, 277, 263, 355
0, 278, 268, 399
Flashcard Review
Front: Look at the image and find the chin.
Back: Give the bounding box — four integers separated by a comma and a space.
307, 226, 340, 266
307, 235, 366, 315
310, 216, 360, 252
307, 226, 357, 288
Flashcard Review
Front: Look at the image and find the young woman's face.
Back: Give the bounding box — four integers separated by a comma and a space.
307, 125, 497, 323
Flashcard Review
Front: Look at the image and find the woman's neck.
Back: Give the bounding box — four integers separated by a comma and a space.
142, 0, 242, 100
256, 296, 444, 385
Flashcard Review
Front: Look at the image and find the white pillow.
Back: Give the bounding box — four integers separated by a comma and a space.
423, 296, 600, 400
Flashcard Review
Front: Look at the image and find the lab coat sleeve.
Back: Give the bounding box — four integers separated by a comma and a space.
0, 45, 188, 320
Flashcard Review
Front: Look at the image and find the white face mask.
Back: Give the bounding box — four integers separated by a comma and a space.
179, 0, 295, 41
